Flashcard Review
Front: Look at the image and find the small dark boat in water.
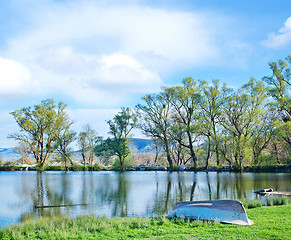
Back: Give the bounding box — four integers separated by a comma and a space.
254, 188, 291, 196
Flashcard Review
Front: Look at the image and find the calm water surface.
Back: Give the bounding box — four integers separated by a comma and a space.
0, 171, 290, 228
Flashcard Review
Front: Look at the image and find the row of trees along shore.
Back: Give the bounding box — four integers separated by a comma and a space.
8, 56, 291, 171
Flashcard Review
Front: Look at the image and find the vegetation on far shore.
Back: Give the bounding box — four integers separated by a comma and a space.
0, 157, 290, 173
1, 205, 291, 239
5, 55, 291, 171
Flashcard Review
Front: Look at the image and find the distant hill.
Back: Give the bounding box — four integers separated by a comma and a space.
0, 148, 21, 162
129, 138, 154, 153
0, 138, 154, 162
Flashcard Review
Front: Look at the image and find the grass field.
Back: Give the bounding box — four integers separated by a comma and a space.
1, 205, 290, 239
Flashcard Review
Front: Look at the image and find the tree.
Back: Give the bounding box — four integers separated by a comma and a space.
95, 108, 137, 171
15, 141, 32, 165
220, 78, 268, 169
9, 99, 73, 169
77, 124, 98, 170
136, 93, 174, 170
199, 79, 225, 168
263, 55, 291, 119
263, 55, 291, 152
56, 130, 76, 170
163, 77, 201, 169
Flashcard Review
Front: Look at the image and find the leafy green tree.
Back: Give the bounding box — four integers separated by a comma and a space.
95, 108, 137, 171
263, 55, 291, 119
221, 78, 268, 169
199, 79, 225, 168
9, 99, 73, 169
163, 77, 201, 169
263, 55, 291, 153
167, 117, 190, 167
136, 93, 174, 170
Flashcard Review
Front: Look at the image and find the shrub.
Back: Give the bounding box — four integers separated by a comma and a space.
112, 156, 133, 171
241, 199, 262, 209
92, 163, 100, 171
266, 196, 290, 206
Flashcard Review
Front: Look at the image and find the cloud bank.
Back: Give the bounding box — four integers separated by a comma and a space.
0, 1, 231, 108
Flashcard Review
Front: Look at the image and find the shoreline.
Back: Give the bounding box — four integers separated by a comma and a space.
0, 164, 290, 173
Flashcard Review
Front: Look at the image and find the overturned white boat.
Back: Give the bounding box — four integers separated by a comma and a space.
168, 200, 254, 225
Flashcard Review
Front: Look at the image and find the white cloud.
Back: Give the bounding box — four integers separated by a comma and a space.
0, 0, 262, 147
68, 108, 119, 140
0, 57, 36, 95
8, 4, 218, 64
35, 48, 161, 92
262, 17, 291, 48
3, 2, 227, 107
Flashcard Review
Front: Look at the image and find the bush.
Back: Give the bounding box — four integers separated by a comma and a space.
92, 163, 100, 171
70, 165, 85, 171
266, 196, 290, 206
241, 198, 262, 209
112, 156, 133, 171
44, 165, 64, 171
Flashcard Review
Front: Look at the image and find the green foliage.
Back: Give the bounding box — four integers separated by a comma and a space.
43, 165, 64, 171
95, 108, 137, 171
263, 55, 291, 158
9, 99, 73, 169
112, 156, 132, 171
241, 198, 262, 209
163, 77, 202, 168
266, 196, 290, 206
92, 163, 101, 171
136, 93, 174, 170
220, 78, 269, 169
56, 130, 76, 170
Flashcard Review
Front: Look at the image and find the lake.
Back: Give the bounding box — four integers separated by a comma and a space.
0, 171, 290, 228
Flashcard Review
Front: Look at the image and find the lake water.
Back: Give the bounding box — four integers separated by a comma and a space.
0, 171, 290, 228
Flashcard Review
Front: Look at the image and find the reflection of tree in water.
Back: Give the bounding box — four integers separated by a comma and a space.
92, 172, 130, 217
20, 172, 74, 222
80, 172, 95, 206
218, 173, 252, 200
111, 173, 129, 217
206, 172, 212, 200
150, 173, 198, 216
189, 173, 197, 201
216, 172, 220, 199
13, 171, 291, 223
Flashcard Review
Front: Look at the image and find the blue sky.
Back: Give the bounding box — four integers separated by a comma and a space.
0, 0, 291, 148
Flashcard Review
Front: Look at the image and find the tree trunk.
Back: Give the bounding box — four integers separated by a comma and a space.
205, 136, 211, 170
188, 133, 197, 169
165, 140, 173, 171
215, 142, 220, 166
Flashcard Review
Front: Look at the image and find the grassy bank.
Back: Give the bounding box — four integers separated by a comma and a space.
1, 205, 290, 239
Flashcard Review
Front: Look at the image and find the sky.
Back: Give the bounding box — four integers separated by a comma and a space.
0, 0, 291, 148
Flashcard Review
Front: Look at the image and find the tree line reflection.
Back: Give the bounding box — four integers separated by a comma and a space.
16, 171, 291, 223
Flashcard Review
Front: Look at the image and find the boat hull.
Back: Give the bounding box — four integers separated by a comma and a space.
168, 200, 254, 225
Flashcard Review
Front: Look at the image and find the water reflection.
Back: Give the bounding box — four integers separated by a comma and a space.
0, 171, 290, 228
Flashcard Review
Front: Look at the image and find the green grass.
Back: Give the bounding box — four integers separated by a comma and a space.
1, 205, 291, 239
